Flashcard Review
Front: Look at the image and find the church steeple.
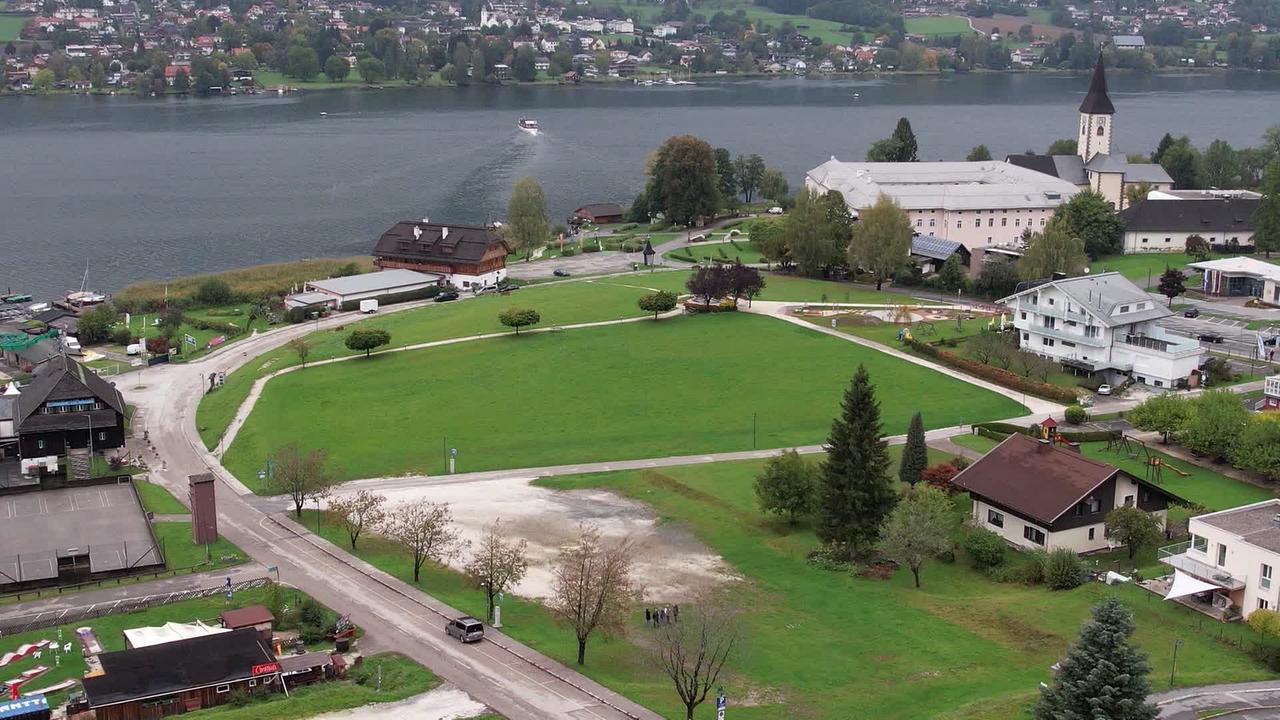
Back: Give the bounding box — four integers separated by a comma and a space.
1077, 52, 1114, 162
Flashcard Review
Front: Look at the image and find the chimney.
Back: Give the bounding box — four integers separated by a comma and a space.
412, 226, 422, 240
1037, 439, 1053, 452
1051, 271, 1067, 281
442, 226, 449, 240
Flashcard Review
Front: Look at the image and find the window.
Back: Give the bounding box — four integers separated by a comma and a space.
1192, 534, 1207, 553
1015, 218, 1021, 226
1086, 497, 1101, 513
1024, 526, 1045, 545
1261, 599, 1271, 611
1043, 317, 1056, 329
988, 218, 994, 227
1022, 332, 1029, 341
1124, 495, 1134, 507
1153, 380, 1163, 388
1085, 326, 1099, 338
216, 685, 231, 694
1119, 305, 1130, 313
1062, 341, 1075, 348
1041, 338, 1055, 347
988, 509, 1004, 527
1263, 564, 1273, 590
1020, 312, 1026, 320
916, 219, 922, 227
1141, 489, 1150, 502
1040, 218, 1046, 226
1002, 218, 1008, 227
248, 679, 258, 688
1217, 543, 1228, 566
263, 676, 274, 685
1142, 238, 1148, 243
97, 431, 106, 441
1088, 528, 1095, 540
1047, 298, 1055, 306
929, 219, 935, 227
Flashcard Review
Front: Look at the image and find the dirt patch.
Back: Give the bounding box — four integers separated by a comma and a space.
309, 684, 488, 720
969, 14, 1077, 41
328, 476, 735, 603
921, 600, 1063, 654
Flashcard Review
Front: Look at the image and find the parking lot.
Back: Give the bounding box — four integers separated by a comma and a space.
1156, 313, 1279, 362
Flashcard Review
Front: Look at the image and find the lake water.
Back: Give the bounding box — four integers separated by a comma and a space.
3, 71, 1280, 299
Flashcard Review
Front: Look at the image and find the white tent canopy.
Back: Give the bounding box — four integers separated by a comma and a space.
1164, 570, 1222, 601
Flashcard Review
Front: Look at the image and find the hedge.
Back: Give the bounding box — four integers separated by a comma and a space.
904, 338, 1079, 403
973, 422, 1119, 444
337, 285, 442, 312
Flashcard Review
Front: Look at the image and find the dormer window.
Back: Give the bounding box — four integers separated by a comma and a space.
1119, 305, 1130, 313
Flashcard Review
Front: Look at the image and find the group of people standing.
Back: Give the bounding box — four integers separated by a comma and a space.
644, 604, 679, 627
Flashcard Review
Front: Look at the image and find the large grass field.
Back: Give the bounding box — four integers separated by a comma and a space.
628, 270, 926, 305
1091, 253, 1201, 288
904, 15, 975, 36
224, 313, 1026, 489
0, 15, 27, 41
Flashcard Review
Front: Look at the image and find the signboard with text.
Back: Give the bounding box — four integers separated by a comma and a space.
251, 662, 281, 676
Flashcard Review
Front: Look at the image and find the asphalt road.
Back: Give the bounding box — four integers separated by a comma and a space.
1154, 681, 1280, 719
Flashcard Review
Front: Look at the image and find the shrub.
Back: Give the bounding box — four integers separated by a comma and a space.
1044, 547, 1084, 590
806, 545, 852, 572
581, 245, 600, 253
111, 326, 133, 346
904, 338, 1078, 403
1021, 549, 1049, 584
144, 337, 169, 355
194, 277, 234, 306
560, 247, 577, 257
964, 528, 1007, 570
1064, 405, 1088, 424
921, 461, 963, 494
1248, 608, 1280, 639
227, 689, 253, 708
985, 562, 1023, 583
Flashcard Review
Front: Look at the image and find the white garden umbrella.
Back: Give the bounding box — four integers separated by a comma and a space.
1164, 570, 1221, 600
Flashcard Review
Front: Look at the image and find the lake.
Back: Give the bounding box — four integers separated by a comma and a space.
3, 71, 1280, 299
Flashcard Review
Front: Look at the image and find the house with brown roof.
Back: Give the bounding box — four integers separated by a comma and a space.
219, 605, 275, 642
571, 203, 625, 225
372, 221, 510, 291
952, 433, 1185, 554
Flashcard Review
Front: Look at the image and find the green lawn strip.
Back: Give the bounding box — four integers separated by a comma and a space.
153, 521, 247, 570
608, 270, 929, 305
252, 70, 411, 90
187, 653, 436, 720
196, 279, 656, 449
134, 478, 189, 514
0, 586, 301, 707
904, 15, 975, 36
120, 303, 270, 361
536, 453, 1269, 719
0, 15, 27, 41
225, 313, 1025, 489
948, 433, 1000, 454
1080, 441, 1276, 511
664, 240, 765, 265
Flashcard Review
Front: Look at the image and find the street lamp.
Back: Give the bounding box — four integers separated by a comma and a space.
1169, 638, 1184, 688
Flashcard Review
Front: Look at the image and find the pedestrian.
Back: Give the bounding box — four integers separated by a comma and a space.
645, 608, 651, 625
673, 604, 679, 623
652, 611, 660, 628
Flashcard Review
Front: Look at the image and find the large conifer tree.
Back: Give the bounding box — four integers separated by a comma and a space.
817, 365, 896, 557
899, 412, 928, 488
1034, 597, 1158, 720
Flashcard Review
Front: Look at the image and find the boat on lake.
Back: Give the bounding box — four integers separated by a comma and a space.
518, 117, 540, 134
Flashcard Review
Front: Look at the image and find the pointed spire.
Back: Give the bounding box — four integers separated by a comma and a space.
1079, 52, 1115, 115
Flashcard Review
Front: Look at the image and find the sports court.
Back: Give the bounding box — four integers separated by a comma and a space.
0, 483, 163, 587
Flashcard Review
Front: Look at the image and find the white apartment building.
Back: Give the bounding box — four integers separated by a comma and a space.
1159, 499, 1280, 620
804, 160, 1079, 251
998, 272, 1206, 388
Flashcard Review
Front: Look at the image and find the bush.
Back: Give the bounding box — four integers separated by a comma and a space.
1044, 547, 1084, 590
111, 326, 133, 346
227, 689, 253, 708
1064, 405, 1088, 424
921, 461, 964, 494
985, 562, 1024, 583
299, 623, 328, 645
904, 338, 1078, 403
560, 247, 577, 257
581, 245, 600, 253
1021, 549, 1049, 584
805, 545, 852, 572
964, 528, 1007, 570
194, 277, 234, 306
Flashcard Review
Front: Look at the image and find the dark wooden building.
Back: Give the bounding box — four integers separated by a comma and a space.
372, 221, 510, 291
81, 628, 281, 720
219, 605, 275, 642
16, 354, 126, 459
571, 203, 625, 225
189, 473, 217, 545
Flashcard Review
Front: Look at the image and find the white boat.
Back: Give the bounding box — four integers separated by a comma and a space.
518, 116, 539, 134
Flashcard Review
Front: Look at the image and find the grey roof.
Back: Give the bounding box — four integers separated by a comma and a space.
911, 235, 966, 261
807, 160, 1079, 212
1085, 154, 1173, 184
1198, 500, 1280, 554
1004, 155, 1087, 186
308, 269, 441, 297
17, 354, 126, 426
288, 291, 333, 306
1119, 198, 1258, 233
1113, 35, 1146, 47
0, 396, 14, 423
999, 271, 1172, 327
1187, 257, 1280, 282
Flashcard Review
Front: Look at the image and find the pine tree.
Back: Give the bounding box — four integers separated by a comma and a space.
891, 117, 918, 162
817, 365, 896, 557
1033, 597, 1158, 720
899, 412, 928, 488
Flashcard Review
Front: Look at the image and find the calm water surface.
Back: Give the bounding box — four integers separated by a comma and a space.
3, 71, 1280, 298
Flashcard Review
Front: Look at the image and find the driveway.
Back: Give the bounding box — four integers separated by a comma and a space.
1154, 681, 1280, 719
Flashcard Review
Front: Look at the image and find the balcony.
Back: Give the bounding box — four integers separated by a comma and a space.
1158, 541, 1246, 591
1025, 323, 1110, 348
1119, 327, 1202, 359
1015, 299, 1092, 323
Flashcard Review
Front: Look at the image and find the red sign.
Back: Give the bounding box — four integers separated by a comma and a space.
208, 335, 227, 348
251, 662, 280, 676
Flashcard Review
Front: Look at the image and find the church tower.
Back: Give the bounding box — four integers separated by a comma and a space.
1077, 53, 1115, 162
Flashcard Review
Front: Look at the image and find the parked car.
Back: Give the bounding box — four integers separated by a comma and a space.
553, 269, 571, 277
445, 616, 485, 643
126, 343, 143, 356
1197, 332, 1225, 343
1097, 384, 1112, 396
766, 206, 784, 215
434, 291, 459, 303
1182, 307, 1200, 318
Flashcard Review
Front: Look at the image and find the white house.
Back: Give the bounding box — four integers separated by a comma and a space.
1158, 499, 1280, 620
285, 268, 443, 310
953, 432, 1183, 554
605, 18, 633, 33
1117, 198, 1259, 254
653, 22, 678, 37
998, 272, 1206, 388
1187, 257, 1280, 307
805, 159, 1079, 251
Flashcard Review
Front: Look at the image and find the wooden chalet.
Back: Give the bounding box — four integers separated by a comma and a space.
16, 354, 127, 459
372, 221, 510, 290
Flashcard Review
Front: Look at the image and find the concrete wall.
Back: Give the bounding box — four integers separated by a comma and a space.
1123, 228, 1256, 254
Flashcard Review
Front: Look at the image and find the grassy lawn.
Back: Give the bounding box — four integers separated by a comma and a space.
225, 313, 1026, 489
252, 70, 412, 90
820, 312, 992, 346
116, 303, 272, 361
0, 15, 27, 41
1081, 442, 1275, 511
134, 478, 189, 514
949, 433, 1000, 454
154, 521, 246, 570
905, 15, 975, 36
1092, 253, 1200, 288
621, 270, 930, 305
665, 240, 765, 265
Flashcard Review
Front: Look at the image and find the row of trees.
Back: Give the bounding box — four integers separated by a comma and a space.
628, 137, 789, 227
1128, 392, 1280, 480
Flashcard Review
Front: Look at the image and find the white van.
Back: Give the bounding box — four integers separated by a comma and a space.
63, 337, 82, 352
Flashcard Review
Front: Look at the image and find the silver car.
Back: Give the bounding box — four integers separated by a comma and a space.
445, 616, 485, 643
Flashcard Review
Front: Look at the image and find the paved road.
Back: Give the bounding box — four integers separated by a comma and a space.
1154, 681, 1280, 719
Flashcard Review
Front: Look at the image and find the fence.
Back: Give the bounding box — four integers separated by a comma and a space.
0, 576, 273, 636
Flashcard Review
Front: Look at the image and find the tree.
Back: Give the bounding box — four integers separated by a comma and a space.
890, 117, 918, 161
650, 593, 741, 720
899, 412, 928, 487
195, 277, 234, 305
1127, 394, 1188, 444
1018, 223, 1087, 280
1052, 190, 1123, 258
357, 57, 385, 84
733, 154, 765, 203
966, 144, 993, 161
76, 304, 118, 345
329, 489, 387, 550
498, 307, 541, 334
759, 167, 788, 202
936, 254, 967, 292
648, 136, 720, 227
817, 365, 896, 557
1157, 267, 1186, 307
880, 485, 953, 588
1180, 390, 1250, 460
32, 68, 55, 93
1185, 234, 1210, 261
1232, 417, 1280, 482
513, 45, 536, 82
285, 46, 320, 80
1153, 133, 1175, 164
753, 450, 818, 523
289, 338, 312, 367
973, 260, 1020, 299
323, 54, 350, 82
848, 193, 911, 290
1047, 138, 1077, 155
173, 70, 191, 93
464, 518, 529, 623
685, 265, 729, 306
728, 263, 765, 305
344, 328, 391, 357
1124, 181, 1153, 209
1159, 136, 1201, 189
1105, 506, 1163, 561
1254, 159, 1280, 258
1033, 597, 1158, 720
268, 443, 334, 518
865, 137, 901, 163
549, 524, 640, 665
752, 218, 789, 268
637, 291, 678, 319
786, 188, 839, 278
157, 307, 184, 341
1202, 139, 1241, 189
713, 148, 738, 207
383, 500, 465, 583
506, 177, 549, 260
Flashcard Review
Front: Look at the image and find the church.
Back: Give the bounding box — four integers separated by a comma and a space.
1006, 54, 1173, 210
